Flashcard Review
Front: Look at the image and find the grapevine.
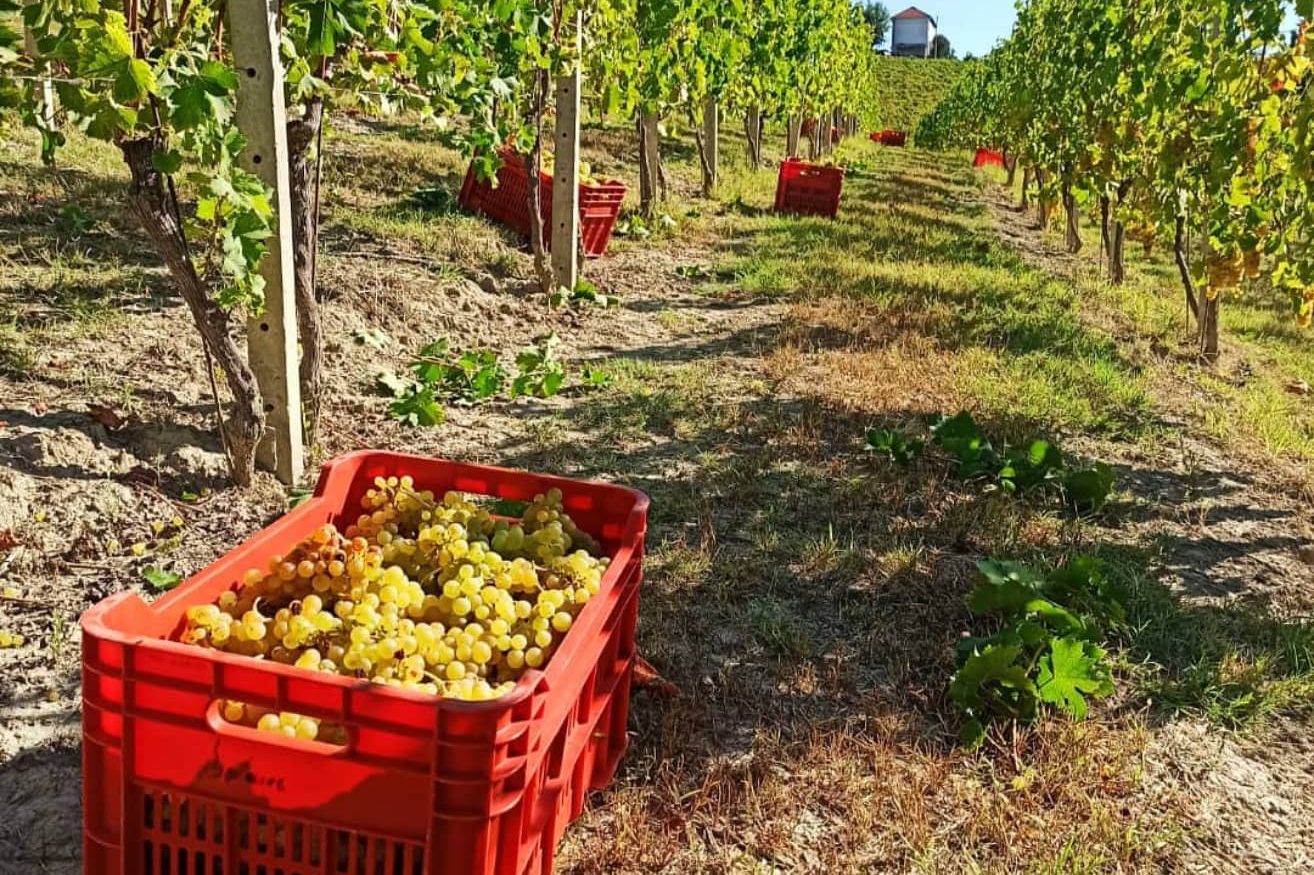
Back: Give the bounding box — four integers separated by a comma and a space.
0, 0, 563, 481
1, 0, 900, 486
917, 0, 1314, 361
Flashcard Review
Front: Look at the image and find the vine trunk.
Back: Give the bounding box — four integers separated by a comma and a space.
120, 136, 264, 486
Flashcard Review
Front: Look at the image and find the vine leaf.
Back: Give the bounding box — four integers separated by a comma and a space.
931, 410, 996, 478
308, 0, 339, 58
152, 150, 183, 174
1063, 463, 1115, 514
388, 387, 445, 427
1036, 637, 1113, 720
970, 559, 1045, 614
949, 644, 1038, 727
113, 58, 156, 104
142, 567, 183, 592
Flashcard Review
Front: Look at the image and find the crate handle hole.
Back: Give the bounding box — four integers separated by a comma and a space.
207, 700, 351, 752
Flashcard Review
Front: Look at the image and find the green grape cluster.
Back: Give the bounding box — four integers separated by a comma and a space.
182, 477, 609, 739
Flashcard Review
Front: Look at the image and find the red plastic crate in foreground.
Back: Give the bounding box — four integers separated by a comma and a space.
458, 150, 626, 257
774, 158, 845, 219
973, 148, 1006, 168
81, 451, 648, 875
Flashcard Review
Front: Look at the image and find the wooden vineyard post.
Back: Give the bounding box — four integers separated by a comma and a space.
702, 97, 719, 193
551, 10, 583, 294
229, 0, 305, 484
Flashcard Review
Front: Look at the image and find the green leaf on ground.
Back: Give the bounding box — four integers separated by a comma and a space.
388, 388, 445, 427
949, 644, 1038, 723
1036, 637, 1115, 719
999, 439, 1064, 493
142, 566, 183, 592
1063, 462, 1115, 514
971, 559, 1045, 613
865, 427, 923, 465
932, 410, 996, 478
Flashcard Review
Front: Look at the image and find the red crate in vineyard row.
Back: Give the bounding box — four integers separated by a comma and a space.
973, 148, 1006, 168
774, 158, 845, 219
81, 451, 649, 875
870, 129, 907, 147
458, 150, 627, 258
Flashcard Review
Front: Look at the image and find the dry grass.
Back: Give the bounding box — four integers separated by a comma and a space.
561, 712, 1175, 874
541, 300, 1182, 872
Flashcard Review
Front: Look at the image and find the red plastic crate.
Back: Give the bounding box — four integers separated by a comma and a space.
870, 130, 907, 147
458, 150, 546, 243
774, 158, 845, 219
576, 183, 627, 256
459, 151, 626, 258
81, 451, 648, 875
973, 148, 1006, 168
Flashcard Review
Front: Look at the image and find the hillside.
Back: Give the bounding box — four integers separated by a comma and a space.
870, 56, 962, 135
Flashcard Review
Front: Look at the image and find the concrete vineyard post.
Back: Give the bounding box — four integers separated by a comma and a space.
703, 97, 719, 192
230, 0, 305, 484
23, 3, 55, 130
640, 111, 660, 213
551, 10, 583, 293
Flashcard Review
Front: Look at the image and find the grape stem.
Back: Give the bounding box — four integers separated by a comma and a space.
399, 485, 438, 510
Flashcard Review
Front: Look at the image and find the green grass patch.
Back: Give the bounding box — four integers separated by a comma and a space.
1012, 182, 1314, 469
574, 358, 735, 442
1102, 545, 1314, 727
716, 142, 1150, 435
871, 57, 965, 136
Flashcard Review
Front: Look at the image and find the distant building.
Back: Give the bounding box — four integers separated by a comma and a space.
891, 6, 938, 58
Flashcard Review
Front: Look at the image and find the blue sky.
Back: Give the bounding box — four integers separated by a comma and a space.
886, 1, 1305, 60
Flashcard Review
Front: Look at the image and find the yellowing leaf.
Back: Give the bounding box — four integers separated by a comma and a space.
103, 10, 133, 58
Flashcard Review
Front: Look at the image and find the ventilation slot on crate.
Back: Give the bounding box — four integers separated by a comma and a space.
325, 831, 424, 875
140, 789, 423, 875
142, 790, 226, 875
